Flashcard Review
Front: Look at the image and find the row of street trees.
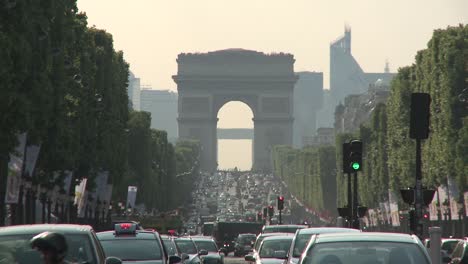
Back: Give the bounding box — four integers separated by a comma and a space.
272, 25, 467, 224
0, 1, 199, 226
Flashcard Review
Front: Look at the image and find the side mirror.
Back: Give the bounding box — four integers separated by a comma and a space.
199, 249, 209, 256
245, 255, 255, 262
273, 250, 287, 259
181, 253, 190, 260
169, 255, 182, 264
105, 257, 123, 264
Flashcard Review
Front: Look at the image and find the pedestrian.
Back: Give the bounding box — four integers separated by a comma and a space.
30, 231, 69, 264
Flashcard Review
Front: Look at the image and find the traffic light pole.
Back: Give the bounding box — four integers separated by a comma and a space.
415, 138, 423, 238
279, 210, 282, 225
347, 172, 352, 228
352, 171, 359, 229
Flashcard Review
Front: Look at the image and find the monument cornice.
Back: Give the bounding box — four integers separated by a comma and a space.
173, 75, 298, 84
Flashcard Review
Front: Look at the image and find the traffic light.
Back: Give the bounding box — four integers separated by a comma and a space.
342, 143, 352, 174
410, 93, 431, 139
268, 206, 274, 217
263, 207, 268, 217
349, 140, 363, 171
277, 196, 284, 210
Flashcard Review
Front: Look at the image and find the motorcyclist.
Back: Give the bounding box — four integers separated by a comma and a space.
30, 231, 69, 264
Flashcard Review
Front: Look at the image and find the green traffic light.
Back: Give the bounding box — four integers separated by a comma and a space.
352, 162, 360, 170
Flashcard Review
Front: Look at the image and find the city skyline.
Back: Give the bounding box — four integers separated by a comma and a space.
77, 0, 467, 90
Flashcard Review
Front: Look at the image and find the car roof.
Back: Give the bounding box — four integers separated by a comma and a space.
175, 236, 194, 240
0, 224, 93, 235
262, 235, 294, 241
263, 225, 308, 229
314, 232, 419, 244
97, 230, 159, 240
191, 236, 215, 241
239, 233, 256, 236
297, 227, 360, 235
258, 232, 292, 238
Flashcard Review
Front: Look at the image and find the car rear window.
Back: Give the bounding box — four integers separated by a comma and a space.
304, 241, 429, 264
0, 234, 97, 264
175, 239, 198, 254
259, 239, 292, 258
100, 239, 163, 261
194, 241, 218, 252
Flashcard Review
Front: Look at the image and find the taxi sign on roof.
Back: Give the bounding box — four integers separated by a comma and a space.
115, 223, 137, 235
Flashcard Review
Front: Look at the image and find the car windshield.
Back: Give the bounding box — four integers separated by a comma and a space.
0, 234, 97, 264
175, 239, 198, 254
194, 241, 218, 252
100, 239, 163, 261
259, 239, 292, 258
163, 239, 179, 255
293, 234, 314, 257
304, 242, 429, 264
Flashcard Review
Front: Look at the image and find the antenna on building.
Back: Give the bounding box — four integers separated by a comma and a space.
384, 60, 390, 73
344, 23, 351, 54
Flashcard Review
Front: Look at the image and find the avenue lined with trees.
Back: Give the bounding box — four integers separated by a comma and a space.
272, 25, 467, 233
0, 0, 199, 226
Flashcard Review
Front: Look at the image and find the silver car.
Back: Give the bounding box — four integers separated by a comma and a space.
286, 227, 360, 264
298, 232, 430, 264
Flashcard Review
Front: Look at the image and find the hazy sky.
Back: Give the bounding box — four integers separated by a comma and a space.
77, 0, 466, 169
77, 0, 467, 90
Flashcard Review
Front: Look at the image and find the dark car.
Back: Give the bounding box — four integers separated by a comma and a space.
299, 232, 430, 264
234, 233, 257, 257
97, 222, 181, 264
191, 236, 226, 264
174, 236, 207, 264
0, 224, 121, 264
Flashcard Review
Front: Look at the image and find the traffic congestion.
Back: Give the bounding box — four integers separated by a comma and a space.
1, 171, 467, 264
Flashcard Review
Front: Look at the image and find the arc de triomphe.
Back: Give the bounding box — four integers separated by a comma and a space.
173, 49, 297, 172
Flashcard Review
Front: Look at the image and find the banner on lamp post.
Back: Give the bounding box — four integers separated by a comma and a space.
96, 171, 109, 202
464, 192, 468, 217
126, 186, 137, 209
429, 189, 439, 221
24, 144, 41, 178
389, 190, 400, 226
5, 133, 27, 204
447, 177, 460, 218
74, 178, 87, 217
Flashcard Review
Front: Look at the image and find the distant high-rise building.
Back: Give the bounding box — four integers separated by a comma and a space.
293, 71, 323, 148
140, 89, 178, 141
128, 71, 141, 110
320, 27, 396, 127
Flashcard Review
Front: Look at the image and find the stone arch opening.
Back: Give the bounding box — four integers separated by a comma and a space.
217, 101, 254, 170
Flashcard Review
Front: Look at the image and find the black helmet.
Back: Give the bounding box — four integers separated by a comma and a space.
30, 231, 68, 258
